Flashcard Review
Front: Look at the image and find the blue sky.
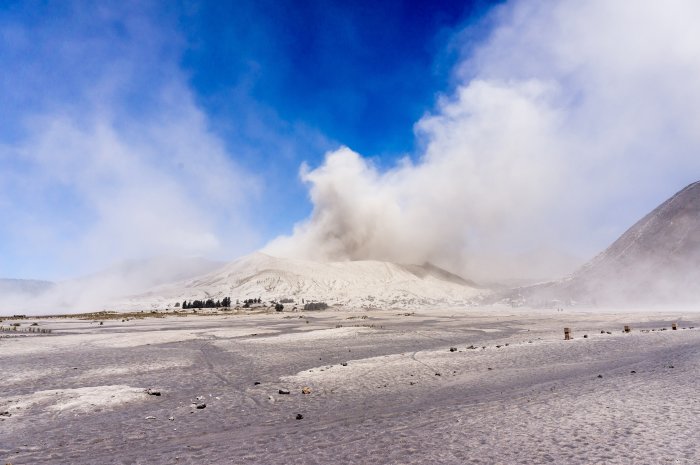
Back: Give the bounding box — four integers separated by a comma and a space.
0, 0, 498, 279
3, 0, 700, 282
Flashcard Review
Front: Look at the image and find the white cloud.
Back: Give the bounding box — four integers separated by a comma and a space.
0, 4, 261, 280
267, 0, 700, 281
9, 91, 258, 274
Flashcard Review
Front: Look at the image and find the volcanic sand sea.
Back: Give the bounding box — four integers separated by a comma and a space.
1, 307, 699, 464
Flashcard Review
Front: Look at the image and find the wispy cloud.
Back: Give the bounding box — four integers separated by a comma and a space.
0, 2, 260, 279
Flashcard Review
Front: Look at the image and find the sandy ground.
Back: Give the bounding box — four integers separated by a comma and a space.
1, 307, 699, 464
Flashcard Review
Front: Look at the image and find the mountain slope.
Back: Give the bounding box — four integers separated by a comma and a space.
513, 181, 700, 306
118, 252, 482, 310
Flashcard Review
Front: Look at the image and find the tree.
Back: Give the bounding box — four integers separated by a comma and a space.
304, 302, 328, 311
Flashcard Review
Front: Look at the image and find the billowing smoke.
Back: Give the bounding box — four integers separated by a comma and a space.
266, 0, 700, 281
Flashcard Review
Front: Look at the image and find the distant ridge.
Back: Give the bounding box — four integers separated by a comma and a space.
512, 181, 700, 306
0, 278, 54, 296
0, 256, 226, 314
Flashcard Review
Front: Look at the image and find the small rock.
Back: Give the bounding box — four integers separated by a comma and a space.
301, 387, 312, 395
341, 362, 348, 367
449, 347, 457, 352
195, 396, 204, 401
145, 416, 156, 420
600, 330, 605, 334
168, 416, 174, 421
409, 382, 415, 385
254, 381, 261, 385
606, 331, 612, 335
630, 371, 636, 374
467, 345, 477, 349
296, 413, 304, 420
435, 372, 441, 376
496, 345, 502, 348
487, 367, 493, 371
583, 335, 588, 338
267, 396, 275, 403
195, 403, 206, 409
669, 365, 674, 369
278, 389, 290, 395
505, 343, 509, 346
0, 411, 11, 417
145, 389, 161, 396
597, 374, 603, 378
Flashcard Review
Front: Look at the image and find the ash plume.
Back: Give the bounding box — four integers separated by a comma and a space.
266, 0, 700, 281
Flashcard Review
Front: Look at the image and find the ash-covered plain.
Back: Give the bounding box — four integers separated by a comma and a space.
3, 308, 700, 464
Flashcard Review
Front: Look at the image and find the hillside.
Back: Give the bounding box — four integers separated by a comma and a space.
511, 181, 700, 306
117, 252, 483, 310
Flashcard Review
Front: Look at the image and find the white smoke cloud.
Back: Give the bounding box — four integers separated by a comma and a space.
266, 0, 700, 281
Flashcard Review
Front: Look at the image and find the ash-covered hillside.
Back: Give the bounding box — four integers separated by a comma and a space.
511, 181, 700, 307
118, 252, 483, 310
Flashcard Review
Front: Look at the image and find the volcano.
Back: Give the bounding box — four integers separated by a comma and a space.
117, 252, 482, 310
